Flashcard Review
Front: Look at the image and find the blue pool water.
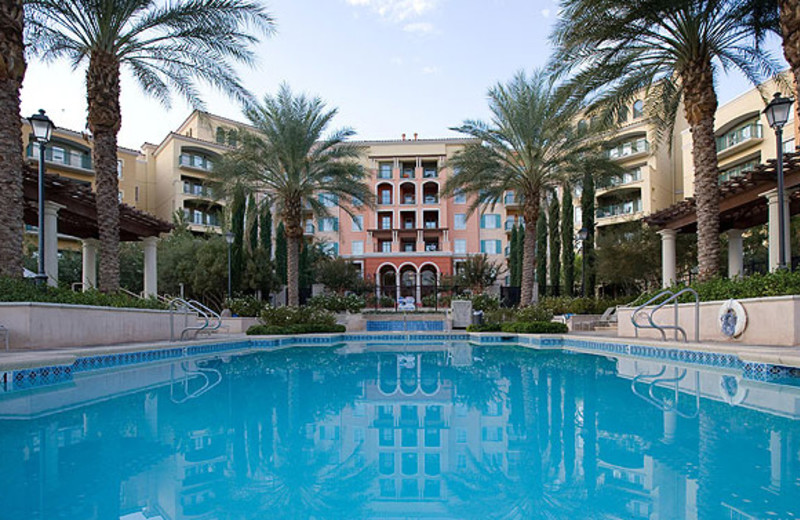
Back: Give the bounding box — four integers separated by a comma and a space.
1, 339, 799, 519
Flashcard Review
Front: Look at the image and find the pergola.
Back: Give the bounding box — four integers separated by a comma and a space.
22, 166, 172, 294
645, 151, 800, 287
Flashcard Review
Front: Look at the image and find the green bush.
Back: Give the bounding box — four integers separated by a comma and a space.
632, 271, 800, 306
466, 323, 502, 332
0, 276, 164, 309
501, 321, 568, 334
259, 305, 338, 328
225, 296, 266, 317
379, 296, 395, 308
421, 294, 450, 308
471, 293, 500, 312
515, 305, 555, 323
246, 323, 346, 335
307, 293, 365, 313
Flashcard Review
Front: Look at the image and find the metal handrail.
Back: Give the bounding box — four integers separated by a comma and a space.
188, 299, 222, 333
631, 365, 700, 419
169, 297, 209, 341
170, 361, 222, 403
119, 287, 144, 300
631, 288, 699, 342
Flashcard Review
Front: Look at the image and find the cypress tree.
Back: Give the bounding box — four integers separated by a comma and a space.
247, 193, 258, 254
509, 225, 519, 287
230, 188, 246, 293
275, 222, 287, 284
548, 194, 561, 296
536, 210, 548, 295
561, 184, 575, 296
516, 223, 525, 287
581, 169, 596, 297
260, 204, 273, 260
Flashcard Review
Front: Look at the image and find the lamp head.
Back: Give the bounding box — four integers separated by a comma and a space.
29, 109, 54, 143
764, 92, 793, 130
577, 228, 589, 241
225, 231, 235, 245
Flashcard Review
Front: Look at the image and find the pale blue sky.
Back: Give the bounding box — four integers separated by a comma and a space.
20, 0, 788, 149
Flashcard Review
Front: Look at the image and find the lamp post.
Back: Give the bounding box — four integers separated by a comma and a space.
225, 231, 234, 298
577, 227, 589, 297
763, 92, 794, 271
28, 110, 54, 286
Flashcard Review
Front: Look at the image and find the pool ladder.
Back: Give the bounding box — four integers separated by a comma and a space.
170, 360, 222, 403
631, 365, 700, 419
169, 297, 222, 341
631, 288, 699, 342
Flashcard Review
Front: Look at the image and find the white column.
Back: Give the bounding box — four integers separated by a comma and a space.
142, 237, 158, 297
769, 430, 782, 491
415, 271, 422, 304
727, 229, 744, 279
43, 202, 64, 287
658, 229, 678, 288
81, 239, 98, 291
761, 189, 791, 271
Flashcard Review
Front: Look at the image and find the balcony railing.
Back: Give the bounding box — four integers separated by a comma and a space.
596, 198, 642, 219
28, 143, 92, 171
719, 160, 759, 183
423, 221, 439, 229
598, 169, 642, 189
401, 196, 416, 205
304, 223, 315, 234
606, 138, 649, 159
423, 168, 438, 178
504, 193, 520, 205
179, 154, 214, 171
423, 195, 439, 204
183, 182, 213, 198
717, 122, 762, 153
183, 208, 221, 227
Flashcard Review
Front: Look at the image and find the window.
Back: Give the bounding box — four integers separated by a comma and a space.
320, 425, 340, 440
319, 193, 337, 207
354, 427, 365, 443
456, 428, 467, 443
378, 162, 393, 179
480, 240, 501, 254
401, 479, 418, 498
402, 241, 416, 252
481, 426, 503, 442
424, 480, 440, 498
352, 241, 364, 255
454, 190, 466, 204
454, 239, 467, 254
117, 159, 123, 178
379, 453, 395, 475
379, 188, 392, 205
380, 215, 392, 230
785, 139, 796, 153
716, 120, 763, 152
454, 214, 467, 230
425, 454, 441, 476
381, 240, 392, 253
424, 428, 441, 447
481, 214, 501, 229
319, 217, 339, 232
322, 243, 339, 256
380, 479, 395, 497
379, 428, 394, 446
632, 99, 644, 119
402, 453, 418, 475
216, 127, 225, 143
401, 428, 417, 447
352, 215, 364, 231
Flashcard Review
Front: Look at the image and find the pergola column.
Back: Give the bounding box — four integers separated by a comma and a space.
81, 239, 98, 291
43, 201, 64, 287
658, 229, 677, 288
761, 188, 791, 271
142, 237, 158, 297
727, 229, 744, 278
415, 271, 422, 304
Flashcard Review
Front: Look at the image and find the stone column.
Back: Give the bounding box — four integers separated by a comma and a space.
415, 271, 422, 304
658, 229, 678, 288
81, 239, 98, 291
761, 189, 791, 271
43, 202, 64, 287
727, 229, 744, 279
142, 237, 158, 297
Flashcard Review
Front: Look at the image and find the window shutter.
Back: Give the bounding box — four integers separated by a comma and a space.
480, 240, 486, 253
333, 218, 339, 231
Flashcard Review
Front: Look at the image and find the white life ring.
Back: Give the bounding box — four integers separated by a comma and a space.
718, 299, 747, 338
718, 375, 749, 406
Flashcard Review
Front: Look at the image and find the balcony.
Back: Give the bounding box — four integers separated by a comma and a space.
423, 195, 439, 204
598, 168, 642, 192
304, 222, 315, 234
719, 160, 759, 183
183, 182, 214, 199
27, 143, 92, 171
179, 153, 214, 172
606, 138, 649, 161
596, 198, 642, 220
717, 122, 763, 159
504, 192, 521, 207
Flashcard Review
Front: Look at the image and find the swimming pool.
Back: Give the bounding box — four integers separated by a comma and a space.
1, 335, 798, 519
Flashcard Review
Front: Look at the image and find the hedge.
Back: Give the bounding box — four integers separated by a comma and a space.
500, 321, 569, 334
247, 323, 346, 335
0, 276, 165, 310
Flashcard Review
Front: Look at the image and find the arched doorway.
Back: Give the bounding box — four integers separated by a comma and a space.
378, 264, 397, 300
399, 265, 417, 299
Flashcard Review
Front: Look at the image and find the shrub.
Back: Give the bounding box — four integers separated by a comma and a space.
246, 323, 346, 335
422, 294, 451, 308
307, 293, 365, 313
500, 321, 568, 334
466, 323, 502, 332
379, 296, 395, 308
0, 276, 164, 310
515, 305, 554, 323
632, 271, 800, 306
259, 305, 338, 328
225, 296, 266, 317
471, 293, 500, 312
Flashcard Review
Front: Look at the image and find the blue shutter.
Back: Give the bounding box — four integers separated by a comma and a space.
333, 218, 339, 231
480, 240, 486, 253
333, 243, 339, 256
480, 215, 486, 229
495, 240, 501, 253
317, 218, 323, 231
494, 215, 501, 228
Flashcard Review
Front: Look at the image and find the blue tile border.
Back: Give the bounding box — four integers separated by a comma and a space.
3, 332, 799, 393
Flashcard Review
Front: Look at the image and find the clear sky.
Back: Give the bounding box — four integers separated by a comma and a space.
19, 0, 788, 150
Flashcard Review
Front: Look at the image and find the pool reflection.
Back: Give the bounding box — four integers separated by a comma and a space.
1, 343, 799, 519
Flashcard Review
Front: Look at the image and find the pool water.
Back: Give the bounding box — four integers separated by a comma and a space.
1, 341, 799, 519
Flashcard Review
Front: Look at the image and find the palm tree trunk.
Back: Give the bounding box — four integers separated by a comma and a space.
0, 0, 26, 278
86, 52, 122, 292
682, 58, 720, 281
520, 196, 541, 306
779, 0, 800, 123
286, 234, 300, 306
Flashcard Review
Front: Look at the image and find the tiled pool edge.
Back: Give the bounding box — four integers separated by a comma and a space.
2, 332, 798, 394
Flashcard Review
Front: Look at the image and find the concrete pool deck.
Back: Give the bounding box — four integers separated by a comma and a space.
1, 331, 800, 372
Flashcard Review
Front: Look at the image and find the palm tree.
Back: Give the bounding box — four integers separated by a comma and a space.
24, 0, 275, 292
213, 85, 374, 306
443, 70, 615, 306
551, 0, 781, 280
0, 0, 26, 278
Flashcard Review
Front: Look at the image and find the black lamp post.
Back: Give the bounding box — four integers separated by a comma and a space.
28, 109, 54, 285
763, 92, 794, 271
225, 231, 234, 298
577, 227, 589, 297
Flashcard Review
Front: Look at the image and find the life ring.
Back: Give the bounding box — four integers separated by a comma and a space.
718, 299, 747, 338
718, 375, 749, 405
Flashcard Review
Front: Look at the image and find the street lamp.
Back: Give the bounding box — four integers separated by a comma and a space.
225, 231, 234, 298
28, 109, 54, 285
763, 92, 794, 271
577, 227, 589, 297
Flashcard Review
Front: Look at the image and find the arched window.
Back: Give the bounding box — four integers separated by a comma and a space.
618, 105, 629, 123
215, 127, 225, 143
632, 100, 644, 119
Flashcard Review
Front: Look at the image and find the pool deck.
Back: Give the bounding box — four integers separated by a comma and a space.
1, 331, 800, 371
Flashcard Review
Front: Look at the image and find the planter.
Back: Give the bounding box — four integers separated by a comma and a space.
221, 317, 260, 334
0, 302, 196, 350
617, 295, 800, 346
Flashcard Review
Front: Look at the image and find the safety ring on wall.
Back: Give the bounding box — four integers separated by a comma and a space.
718, 299, 747, 338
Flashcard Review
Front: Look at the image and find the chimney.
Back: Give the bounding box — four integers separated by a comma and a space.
402, 133, 406, 141
414, 133, 418, 140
